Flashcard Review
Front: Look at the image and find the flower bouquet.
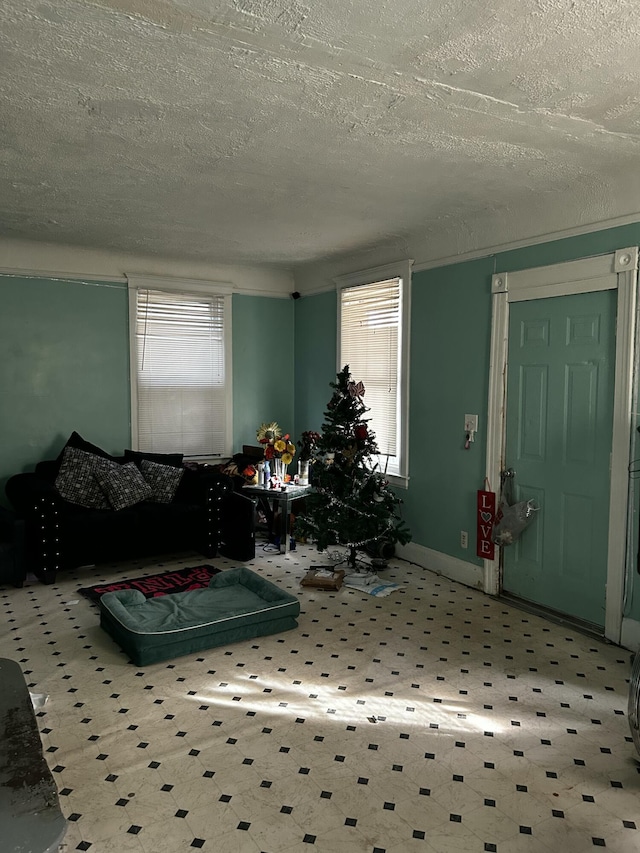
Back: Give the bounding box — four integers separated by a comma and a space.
256, 422, 296, 483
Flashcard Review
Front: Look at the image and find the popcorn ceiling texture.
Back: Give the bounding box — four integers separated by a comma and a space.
2, 0, 640, 271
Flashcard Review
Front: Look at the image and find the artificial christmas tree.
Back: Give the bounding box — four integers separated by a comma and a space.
295, 366, 411, 573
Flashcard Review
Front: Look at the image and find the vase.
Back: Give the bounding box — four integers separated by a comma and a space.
298, 459, 310, 486
274, 458, 287, 483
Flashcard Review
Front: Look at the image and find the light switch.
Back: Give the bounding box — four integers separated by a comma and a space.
464, 414, 478, 433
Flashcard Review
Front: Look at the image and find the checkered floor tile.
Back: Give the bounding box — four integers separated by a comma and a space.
1, 539, 638, 852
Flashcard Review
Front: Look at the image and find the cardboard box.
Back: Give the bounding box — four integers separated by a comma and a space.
300, 568, 345, 590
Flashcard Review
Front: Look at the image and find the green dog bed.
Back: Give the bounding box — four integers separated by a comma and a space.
99, 566, 300, 665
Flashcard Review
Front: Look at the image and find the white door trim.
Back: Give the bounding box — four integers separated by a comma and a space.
485, 247, 638, 643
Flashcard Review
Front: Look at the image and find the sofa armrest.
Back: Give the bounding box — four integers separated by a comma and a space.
5, 473, 65, 582
218, 490, 256, 561
190, 471, 254, 561
5, 473, 64, 515
174, 466, 234, 506
202, 475, 232, 557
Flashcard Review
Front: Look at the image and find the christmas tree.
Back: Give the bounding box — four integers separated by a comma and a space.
295, 366, 411, 570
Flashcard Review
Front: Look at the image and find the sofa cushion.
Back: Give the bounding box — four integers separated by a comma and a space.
95, 462, 154, 511
63, 505, 141, 563
140, 459, 184, 503
124, 449, 184, 469
50, 432, 125, 479
58, 431, 122, 463
54, 447, 111, 509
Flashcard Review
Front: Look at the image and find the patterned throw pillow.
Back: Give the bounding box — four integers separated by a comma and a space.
140, 459, 184, 503
124, 449, 184, 468
95, 462, 154, 511
55, 446, 111, 509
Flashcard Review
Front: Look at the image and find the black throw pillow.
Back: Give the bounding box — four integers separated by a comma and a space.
124, 449, 184, 469
57, 431, 121, 463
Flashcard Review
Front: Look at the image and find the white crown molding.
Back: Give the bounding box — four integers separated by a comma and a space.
0, 265, 294, 298
0, 239, 294, 297
5, 208, 640, 298
0, 267, 127, 284
295, 210, 640, 296
127, 273, 234, 296
411, 210, 640, 274
333, 259, 414, 290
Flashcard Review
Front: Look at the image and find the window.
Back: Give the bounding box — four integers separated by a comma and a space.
128, 277, 232, 459
336, 260, 411, 486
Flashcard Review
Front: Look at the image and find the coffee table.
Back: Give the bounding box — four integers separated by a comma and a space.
243, 483, 312, 554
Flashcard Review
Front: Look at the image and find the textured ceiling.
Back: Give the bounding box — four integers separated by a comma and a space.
2, 0, 640, 271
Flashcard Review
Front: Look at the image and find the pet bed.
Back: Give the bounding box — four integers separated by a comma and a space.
99, 566, 300, 665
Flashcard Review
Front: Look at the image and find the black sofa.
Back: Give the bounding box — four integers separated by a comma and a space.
5, 434, 255, 585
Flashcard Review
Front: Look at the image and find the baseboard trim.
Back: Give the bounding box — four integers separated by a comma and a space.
397, 542, 639, 651
621, 617, 640, 653
397, 542, 483, 590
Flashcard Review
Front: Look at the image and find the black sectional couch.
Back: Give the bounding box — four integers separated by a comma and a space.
5, 433, 255, 585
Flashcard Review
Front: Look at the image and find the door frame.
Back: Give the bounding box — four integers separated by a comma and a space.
484, 247, 638, 643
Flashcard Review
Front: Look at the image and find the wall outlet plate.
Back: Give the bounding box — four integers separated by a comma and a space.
464, 414, 478, 433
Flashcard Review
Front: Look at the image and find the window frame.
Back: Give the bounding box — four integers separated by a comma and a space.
127, 274, 233, 460
335, 259, 412, 488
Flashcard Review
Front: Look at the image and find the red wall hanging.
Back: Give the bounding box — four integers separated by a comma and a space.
477, 481, 496, 560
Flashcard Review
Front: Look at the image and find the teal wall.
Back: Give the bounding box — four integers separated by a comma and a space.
232, 294, 294, 448
0, 279, 290, 504
293, 290, 337, 437
407, 257, 494, 560
3, 224, 640, 624
0, 276, 131, 498
293, 222, 640, 623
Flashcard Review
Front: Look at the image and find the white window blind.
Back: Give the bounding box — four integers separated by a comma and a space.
134, 288, 227, 457
340, 277, 401, 471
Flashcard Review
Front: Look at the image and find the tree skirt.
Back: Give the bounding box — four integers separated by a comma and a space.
78, 564, 221, 602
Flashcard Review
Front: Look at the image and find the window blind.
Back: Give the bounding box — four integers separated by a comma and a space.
340, 278, 401, 468
134, 288, 226, 457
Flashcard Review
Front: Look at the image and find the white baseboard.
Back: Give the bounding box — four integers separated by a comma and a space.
397, 542, 484, 590
397, 543, 639, 651
621, 617, 640, 653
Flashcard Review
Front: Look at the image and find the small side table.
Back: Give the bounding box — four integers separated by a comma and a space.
243, 484, 312, 554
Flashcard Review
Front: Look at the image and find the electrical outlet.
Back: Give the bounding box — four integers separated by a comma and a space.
460, 530, 468, 549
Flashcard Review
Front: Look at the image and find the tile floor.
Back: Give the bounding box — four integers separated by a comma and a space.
1, 540, 639, 853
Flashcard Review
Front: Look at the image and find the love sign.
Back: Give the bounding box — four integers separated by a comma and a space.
477, 488, 496, 560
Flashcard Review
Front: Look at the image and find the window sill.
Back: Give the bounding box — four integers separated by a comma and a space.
386, 472, 409, 490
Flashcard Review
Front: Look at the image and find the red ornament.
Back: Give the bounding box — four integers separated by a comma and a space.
354, 424, 368, 440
